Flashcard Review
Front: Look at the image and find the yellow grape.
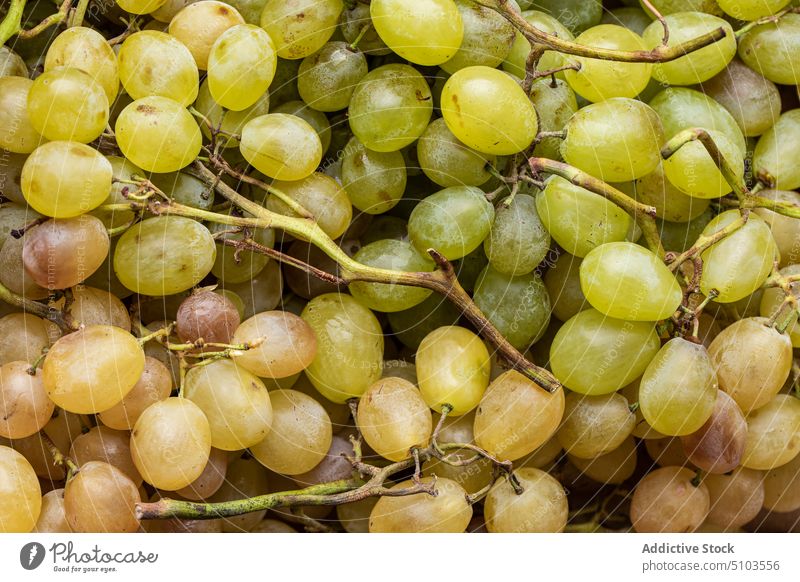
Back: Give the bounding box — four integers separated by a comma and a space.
704, 467, 765, 530
753, 109, 800, 191
194, 78, 270, 148
741, 394, 800, 470
64, 461, 141, 533
762, 453, 800, 512
239, 114, 322, 180
44, 27, 119, 102
0, 362, 53, 439
369, 477, 472, 532
718, 0, 790, 20
0, 313, 52, 365
556, 391, 635, 459
484, 468, 568, 533
169, 1, 245, 69
544, 252, 588, 322
50, 286, 131, 330
260, 0, 343, 59
98, 356, 172, 430
117, 0, 168, 14
0, 76, 43, 153
265, 173, 352, 239
0, 46, 27, 78
569, 436, 638, 485
231, 311, 317, 378
0, 445, 41, 533
631, 466, 710, 532
440, 0, 515, 73
739, 13, 800, 85
417, 117, 495, 188
34, 489, 71, 533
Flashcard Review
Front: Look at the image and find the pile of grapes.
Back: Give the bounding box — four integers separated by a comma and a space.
1, 0, 800, 534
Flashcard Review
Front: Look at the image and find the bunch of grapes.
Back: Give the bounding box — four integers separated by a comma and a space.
1, 0, 800, 535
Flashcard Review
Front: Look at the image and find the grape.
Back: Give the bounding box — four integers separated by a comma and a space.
440, 66, 538, 156
532, 0, 602, 33
416, 325, 490, 415
231, 311, 317, 378
570, 436, 638, 485
0, 445, 41, 532
474, 370, 564, 460
338, 497, 379, 533
742, 395, 800, 470
98, 356, 172, 430
208, 24, 276, 111
341, 136, 407, 214
441, 0, 516, 73
519, 435, 563, 470
0, 76, 43, 154
562, 97, 663, 182
209, 215, 274, 284
564, 25, 652, 102
536, 177, 632, 258
150, 0, 195, 21
701, 59, 781, 138
117, 31, 199, 106
601, 7, 651, 34
0, 151, 27, 204
738, 13, 800, 85
176, 447, 228, 501
407, 186, 494, 261
117, 0, 168, 14
64, 461, 140, 533
663, 129, 744, 199
0, 46, 27, 78
658, 208, 714, 254
223, 260, 283, 318
292, 435, 356, 486
484, 468, 568, 533
209, 456, 270, 531
503, 10, 574, 78
265, 173, 351, 239
90, 156, 141, 230
297, 42, 368, 112
69, 426, 142, 486
0, 362, 53, 439
21, 141, 112, 218
639, 0, 724, 14
240, 113, 322, 180
348, 64, 433, 153
44, 27, 119, 103
0, 232, 49, 300
250, 389, 332, 474
529, 78, 578, 160
369, 477, 472, 532
699, 210, 777, 303
34, 489, 71, 533
681, 390, 747, 474
763, 453, 800, 512
184, 359, 273, 450
270, 100, 332, 154
628, 163, 710, 222
387, 294, 461, 350
705, 468, 765, 530
760, 266, 800, 346
169, 1, 244, 69
0, 313, 53, 365
473, 265, 551, 350
22, 216, 110, 290
131, 397, 212, 490
417, 118, 494, 188
260, 0, 342, 60
114, 216, 216, 296
176, 290, 239, 347
754, 190, 800, 267
631, 466, 710, 532
281, 242, 339, 300
484, 194, 549, 276
357, 377, 432, 461
0, 203, 38, 245
544, 253, 587, 322
642, 12, 735, 85
754, 110, 800, 191
193, 78, 270, 148
557, 392, 635, 459
550, 309, 660, 395
43, 325, 145, 414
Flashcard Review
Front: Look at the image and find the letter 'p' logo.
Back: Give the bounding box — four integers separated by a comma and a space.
20, 542, 46, 570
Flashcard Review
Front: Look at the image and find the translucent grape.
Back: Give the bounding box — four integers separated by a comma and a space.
223, 260, 283, 318
297, 41, 368, 112
570, 436, 638, 485
503, 10, 574, 77
417, 118, 494, 188
270, 100, 332, 154
753, 109, 800, 191
742, 395, 800, 470
34, 489, 71, 533
369, 477, 471, 532
0, 75, 43, 153
176, 290, 240, 346
240, 113, 322, 180
631, 466, 710, 532
169, 1, 244, 69
529, 77, 578, 160
117, 0, 168, 14
0, 46, 27, 78
64, 461, 140, 533
705, 468, 765, 530
341, 136, 407, 214
484, 468, 568, 533
176, 447, 228, 501
629, 163, 710, 222
441, 0, 516, 73
738, 13, 800, 85
193, 79, 270, 148
753, 190, 800, 267
265, 173, 351, 239
231, 311, 318, 378
763, 453, 800, 512
98, 356, 172, 430
387, 294, 461, 350
0, 446, 41, 532
663, 129, 744, 199
484, 193, 549, 276
0, 313, 52, 365
544, 252, 587, 322
557, 392, 635, 459
260, 0, 343, 59
44, 27, 119, 103
69, 426, 142, 486
0, 362, 53, 439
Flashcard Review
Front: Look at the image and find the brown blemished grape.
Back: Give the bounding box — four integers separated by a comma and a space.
52, 286, 131, 330
34, 489, 72, 532
484, 468, 568, 533
69, 425, 143, 486
231, 311, 318, 378
0, 445, 41, 532
0, 232, 50, 300
556, 391, 635, 459
704, 468, 765, 530
176, 289, 240, 346
681, 390, 747, 474
292, 435, 355, 487
369, 477, 472, 533
0, 362, 54, 439
176, 447, 228, 501
762, 453, 800, 513
98, 356, 173, 430
631, 466, 710, 533
64, 461, 141, 533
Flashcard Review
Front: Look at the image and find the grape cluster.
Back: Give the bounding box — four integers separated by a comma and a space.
1, 0, 800, 535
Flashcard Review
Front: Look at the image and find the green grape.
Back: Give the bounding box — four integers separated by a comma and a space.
416, 325, 490, 415
649, 87, 746, 155
44, 27, 119, 102
240, 113, 322, 180
536, 176, 632, 257
222, 0, 267, 23
350, 239, 433, 312
339, 4, 390, 55
114, 216, 216, 296
270, 100, 332, 154
115, 96, 202, 173
297, 41, 368, 112
570, 436, 638, 485
231, 311, 317, 378
341, 136, 407, 214
210, 219, 274, 284
150, 170, 215, 211
628, 163, 710, 222
150, 0, 195, 21
416, 118, 494, 188
639, 338, 718, 437
21, 142, 112, 218
301, 293, 383, 403
699, 210, 777, 303
704, 468, 765, 530
557, 392, 635, 459
708, 317, 793, 412
663, 129, 744, 199
532, 0, 602, 34
387, 294, 461, 350
440, 65, 538, 156
440, 0, 516, 73
223, 260, 283, 317
639, 0, 724, 15
702, 59, 781, 138
0, 151, 26, 204
580, 241, 682, 321
601, 7, 652, 34
0, 76, 43, 154
194, 78, 270, 149
484, 467, 568, 532
117, 31, 199, 106
681, 390, 747, 474
754, 190, 800, 267
484, 193, 549, 276
753, 109, 800, 191
348, 64, 432, 153
631, 466, 710, 532
561, 97, 664, 182
169, 1, 245, 69
370, 0, 462, 66
738, 13, 800, 85
760, 265, 800, 346
90, 156, 140, 230
473, 266, 550, 350
260, 0, 343, 60
550, 308, 660, 395
407, 186, 494, 261
117, 0, 168, 14
0, 46, 27, 78
564, 25, 652, 102
0, 446, 41, 532
43, 325, 145, 414
268, 57, 302, 107
642, 12, 736, 85
184, 359, 273, 450
742, 395, 800, 470
762, 453, 800, 512
657, 207, 714, 253
544, 252, 587, 322
208, 24, 277, 111
503, 10, 574, 78
529, 78, 578, 160
265, 173, 351, 239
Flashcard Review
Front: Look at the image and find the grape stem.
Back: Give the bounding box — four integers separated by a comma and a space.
39, 431, 80, 478
0, 0, 72, 46
735, 6, 800, 38
665, 214, 748, 273
476, 0, 727, 63
639, 0, 669, 45
0, 281, 75, 332
751, 195, 800, 219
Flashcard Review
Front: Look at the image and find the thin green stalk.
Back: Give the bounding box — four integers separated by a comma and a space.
0, 0, 26, 45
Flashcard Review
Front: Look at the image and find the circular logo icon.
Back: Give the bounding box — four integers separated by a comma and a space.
20, 542, 46, 571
